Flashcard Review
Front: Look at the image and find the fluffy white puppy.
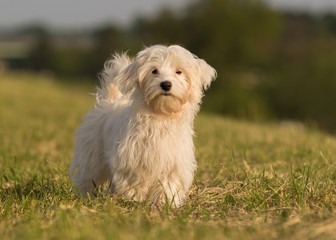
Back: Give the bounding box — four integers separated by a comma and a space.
69, 45, 216, 206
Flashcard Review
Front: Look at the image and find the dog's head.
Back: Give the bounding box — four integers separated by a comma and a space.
115, 45, 217, 116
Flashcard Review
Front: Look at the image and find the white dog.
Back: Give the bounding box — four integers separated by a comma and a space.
69, 45, 216, 206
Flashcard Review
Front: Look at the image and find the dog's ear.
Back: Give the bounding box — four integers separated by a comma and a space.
114, 61, 139, 94
197, 58, 217, 91
114, 49, 150, 94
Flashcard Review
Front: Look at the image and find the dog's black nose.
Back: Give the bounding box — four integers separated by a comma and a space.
160, 81, 172, 91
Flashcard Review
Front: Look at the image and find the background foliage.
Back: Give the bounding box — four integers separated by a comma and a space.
3, 0, 336, 132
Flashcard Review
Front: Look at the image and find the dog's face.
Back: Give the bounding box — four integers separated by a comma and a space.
115, 45, 216, 116
140, 51, 192, 115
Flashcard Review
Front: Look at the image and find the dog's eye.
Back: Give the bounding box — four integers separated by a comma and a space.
176, 70, 182, 75
152, 69, 159, 74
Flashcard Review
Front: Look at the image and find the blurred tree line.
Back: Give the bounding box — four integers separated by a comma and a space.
22, 0, 336, 132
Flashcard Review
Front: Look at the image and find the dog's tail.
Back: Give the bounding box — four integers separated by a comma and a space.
96, 53, 132, 103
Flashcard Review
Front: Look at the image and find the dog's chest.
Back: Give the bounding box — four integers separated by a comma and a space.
116, 117, 193, 173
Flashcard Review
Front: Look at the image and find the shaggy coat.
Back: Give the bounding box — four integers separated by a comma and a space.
69, 45, 216, 206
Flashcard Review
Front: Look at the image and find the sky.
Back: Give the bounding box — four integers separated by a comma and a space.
0, 0, 195, 30
0, 0, 336, 30
267, 0, 336, 12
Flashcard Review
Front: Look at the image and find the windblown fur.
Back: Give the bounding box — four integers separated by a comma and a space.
69, 45, 216, 206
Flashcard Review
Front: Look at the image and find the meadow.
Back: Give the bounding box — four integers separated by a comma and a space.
1, 73, 336, 239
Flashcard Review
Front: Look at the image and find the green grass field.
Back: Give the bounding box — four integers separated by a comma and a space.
1, 73, 336, 239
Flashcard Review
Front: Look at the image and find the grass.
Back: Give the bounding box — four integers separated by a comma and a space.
1, 72, 336, 239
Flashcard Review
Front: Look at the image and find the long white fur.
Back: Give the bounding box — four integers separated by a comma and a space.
69, 45, 216, 206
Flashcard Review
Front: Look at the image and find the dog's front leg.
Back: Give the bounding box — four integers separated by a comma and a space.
160, 172, 192, 207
